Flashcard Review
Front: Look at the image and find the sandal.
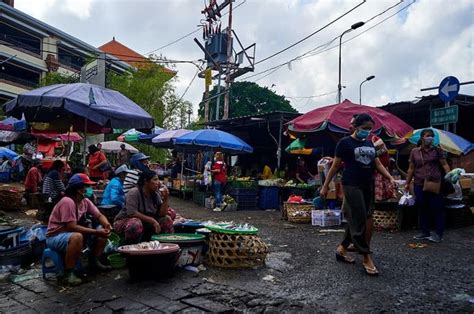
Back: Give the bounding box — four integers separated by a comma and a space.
362, 263, 379, 276
335, 251, 355, 264
346, 244, 357, 252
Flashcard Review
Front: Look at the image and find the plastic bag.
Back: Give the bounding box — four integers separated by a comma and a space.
399, 192, 415, 206
21, 224, 47, 242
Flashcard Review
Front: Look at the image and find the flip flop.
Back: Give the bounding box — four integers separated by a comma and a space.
346, 244, 357, 252
335, 252, 355, 264
362, 263, 379, 276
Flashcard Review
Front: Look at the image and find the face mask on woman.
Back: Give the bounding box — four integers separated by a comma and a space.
423, 136, 434, 146
356, 129, 371, 140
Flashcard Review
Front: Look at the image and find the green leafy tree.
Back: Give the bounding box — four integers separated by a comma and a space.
198, 81, 297, 120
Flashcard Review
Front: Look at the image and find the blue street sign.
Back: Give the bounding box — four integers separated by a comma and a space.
438, 76, 460, 102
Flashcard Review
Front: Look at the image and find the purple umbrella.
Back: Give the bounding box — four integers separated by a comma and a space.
151, 129, 192, 148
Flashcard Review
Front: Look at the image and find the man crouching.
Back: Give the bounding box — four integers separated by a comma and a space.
46, 173, 112, 286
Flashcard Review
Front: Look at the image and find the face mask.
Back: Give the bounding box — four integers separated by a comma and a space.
423, 137, 434, 145
356, 129, 370, 140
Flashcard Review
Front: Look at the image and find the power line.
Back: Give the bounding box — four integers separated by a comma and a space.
144, 0, 247, 55
254, 0, 366, 66
242, 0, 411, 82
286, 90, 339, 99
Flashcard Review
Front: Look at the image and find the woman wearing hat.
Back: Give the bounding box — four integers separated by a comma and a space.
123, 152, 150, 195
101, 165, 130, 209
46, 173, 112, 286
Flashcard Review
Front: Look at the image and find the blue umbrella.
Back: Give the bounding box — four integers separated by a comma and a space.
4, 83, 154, 131
0, 147, 18, 160
175, 129, 253, 154
139, 126, 167, 143
152, 129, 192, 148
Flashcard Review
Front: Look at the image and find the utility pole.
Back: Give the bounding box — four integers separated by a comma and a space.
223, 0, 233, 119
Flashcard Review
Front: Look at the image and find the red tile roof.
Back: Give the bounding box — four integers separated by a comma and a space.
98, 38, 176, 75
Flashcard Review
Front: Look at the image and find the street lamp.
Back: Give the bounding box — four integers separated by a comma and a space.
337, 21, 365, 104
359, 75, 375, 104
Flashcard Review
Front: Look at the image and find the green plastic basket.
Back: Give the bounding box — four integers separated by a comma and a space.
107, 253, 126, 269
151, 233, 206, 243
108, 232, 121, 246
204, 223, 259, 235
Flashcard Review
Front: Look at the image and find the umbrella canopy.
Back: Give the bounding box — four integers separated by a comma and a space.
0, 147, 18, 160
31, 130, 83, 142
99, 141, 139, 154
0, 116, 27, 131
152, 129, 192, 149
117, 128, 144, 142
174, 129, 253, 154
139, 126, 167, 143
287, 99, 413, 139
4, 83, 154, 132
409, 127, 473, 155
0, 131, 20, 143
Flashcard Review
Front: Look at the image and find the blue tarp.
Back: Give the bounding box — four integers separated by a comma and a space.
0, 147, 18, 159
4, 83, 154, 130
175, 129, 253, 154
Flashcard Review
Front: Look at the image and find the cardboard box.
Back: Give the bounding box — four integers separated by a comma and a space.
326, 189, 336, 200
459, 178, 472, 189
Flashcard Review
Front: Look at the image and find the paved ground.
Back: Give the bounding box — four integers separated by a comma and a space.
1, 196, 473, 313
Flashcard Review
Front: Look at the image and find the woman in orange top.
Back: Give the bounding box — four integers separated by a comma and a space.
87, 145, 108, 181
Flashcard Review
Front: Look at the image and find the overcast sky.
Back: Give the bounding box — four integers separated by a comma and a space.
15, 0, 474, 117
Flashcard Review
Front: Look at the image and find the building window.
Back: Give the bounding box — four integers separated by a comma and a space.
0, 22, 41, 56
0, 60, 41, 88
57, 46, 86, 71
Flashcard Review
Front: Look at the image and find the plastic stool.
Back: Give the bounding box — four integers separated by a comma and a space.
41, 248, 83, 279
41, 248, 64, 279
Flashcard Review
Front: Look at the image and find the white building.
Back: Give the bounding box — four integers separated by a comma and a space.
0, 0, 131, 107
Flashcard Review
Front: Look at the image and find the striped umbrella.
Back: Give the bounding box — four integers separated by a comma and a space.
409, 127, 473, 155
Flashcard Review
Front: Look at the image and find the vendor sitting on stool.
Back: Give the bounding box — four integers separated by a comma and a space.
101, 164, 129, 209
46, 173, 112, 286
114, 170, 173, 244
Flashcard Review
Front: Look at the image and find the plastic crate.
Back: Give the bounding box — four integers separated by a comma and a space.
232, 194, 258, 204
193, 190, 211, 206
258, 187, 279, 209
446, 206, 473, 229
237, 201, 258, 211
311, 210, 342, 227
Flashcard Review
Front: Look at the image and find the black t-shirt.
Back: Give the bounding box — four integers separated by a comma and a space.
335, 136, 376, 186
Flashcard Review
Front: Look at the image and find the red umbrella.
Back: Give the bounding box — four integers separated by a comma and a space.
287, 99, 413, 139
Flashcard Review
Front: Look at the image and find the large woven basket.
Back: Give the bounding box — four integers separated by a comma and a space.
284, 202, 314, 223
373, 210, 399, 230
0, 188, 23, 211
207, 233, 268, 269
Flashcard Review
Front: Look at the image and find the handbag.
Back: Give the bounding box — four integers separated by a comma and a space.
98, 161, 112, 172
419, 150, 441, 194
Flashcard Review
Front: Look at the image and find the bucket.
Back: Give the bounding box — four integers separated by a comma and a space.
151, 234, 206, 267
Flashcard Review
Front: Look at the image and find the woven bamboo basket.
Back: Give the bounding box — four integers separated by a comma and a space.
284, 202, 314, 223
207, 233, 268, 269
0, 188, 23, 211
373, 210, 399, 230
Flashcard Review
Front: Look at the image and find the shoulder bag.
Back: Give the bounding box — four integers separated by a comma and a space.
419, 150, 441, 194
